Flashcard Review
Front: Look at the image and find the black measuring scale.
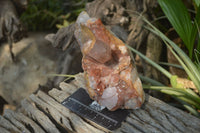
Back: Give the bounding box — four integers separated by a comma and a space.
61, 88, 130, 131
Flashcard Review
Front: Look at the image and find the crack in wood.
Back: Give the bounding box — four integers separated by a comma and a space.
38, 90, 104, 133
0, 72, 200, 133
131, 110, 166, 133
3, 111, 30, 133
126, 116, 162, 133
21, 99, 60, 133
29, 94, 73, 132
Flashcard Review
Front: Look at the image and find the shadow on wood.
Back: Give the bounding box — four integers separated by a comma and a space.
0, 73, 200, 133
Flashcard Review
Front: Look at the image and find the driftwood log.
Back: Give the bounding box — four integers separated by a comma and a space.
0, 73, 200, 133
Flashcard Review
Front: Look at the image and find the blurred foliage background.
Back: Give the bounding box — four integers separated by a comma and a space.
20, 0, 86, 31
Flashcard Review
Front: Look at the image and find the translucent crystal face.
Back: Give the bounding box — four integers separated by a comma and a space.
76, 11, 90, 24
74, 11, 145, 111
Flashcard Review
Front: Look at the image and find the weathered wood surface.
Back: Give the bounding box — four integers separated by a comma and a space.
0, 73, 200, 133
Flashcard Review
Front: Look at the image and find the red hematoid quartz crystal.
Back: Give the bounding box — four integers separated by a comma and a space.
74, 11, 145, 111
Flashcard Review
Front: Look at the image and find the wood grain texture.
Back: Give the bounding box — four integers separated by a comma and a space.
0, 127, 10, 133
3, 109, 45, 133
58, 73, 200, 133
21, 99, 60, 133
0, 73, 200, 133
0, 115, 21, 133
3, 110, 31, 133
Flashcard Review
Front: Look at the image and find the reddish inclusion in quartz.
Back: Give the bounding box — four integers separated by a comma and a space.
75, 12, 145, 111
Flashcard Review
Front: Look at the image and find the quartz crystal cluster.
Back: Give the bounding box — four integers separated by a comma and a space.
74, 11, 145, 111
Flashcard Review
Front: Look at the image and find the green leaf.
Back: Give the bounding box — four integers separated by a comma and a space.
177, 99, 200, 117
165, 41, 200, 91
48, 74, 76, 78
190, 6, 200, 58
194, 50, 200, 71
158, 0, 193, 57
56, 24, 63, 29
143, 85, 200, 109
195, 6, 200, 54
164, 37, 200, 93
171, 76, 184, 88
170, 75, 178, 88
193, 0, 200, 6
126, 45, 172, 78
142, 17, 200, 93
139, 75, 165, 86
159, 62, 183, 69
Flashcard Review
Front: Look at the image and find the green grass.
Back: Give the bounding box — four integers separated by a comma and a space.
158, 0, 200, 59
126, 14, 200, 116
